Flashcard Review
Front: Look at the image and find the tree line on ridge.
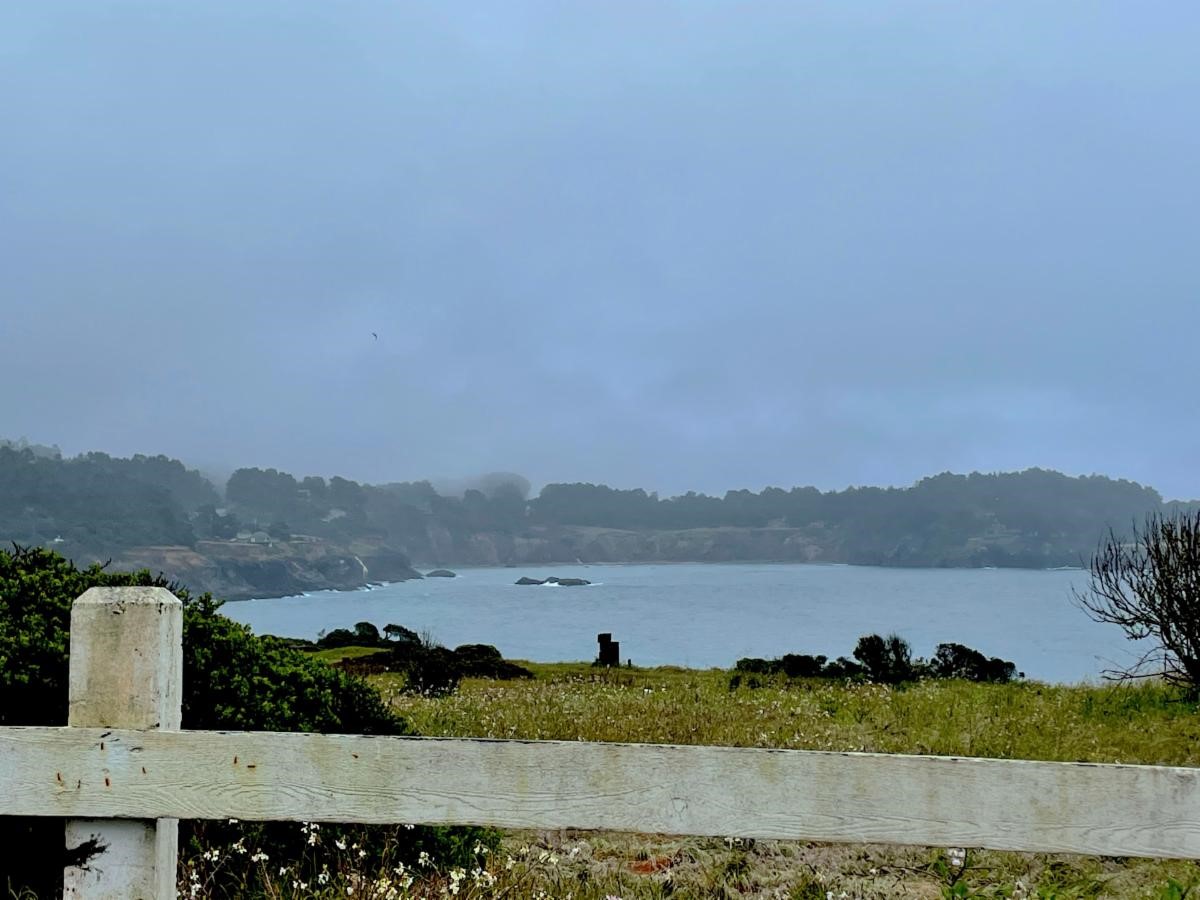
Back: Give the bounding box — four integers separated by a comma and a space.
0, 439, 1193, 569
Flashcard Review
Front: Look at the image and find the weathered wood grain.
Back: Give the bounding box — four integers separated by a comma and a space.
63, 587, 182, 900
3, 726, 1198, 859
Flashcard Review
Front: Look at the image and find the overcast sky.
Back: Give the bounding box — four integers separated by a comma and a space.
3, 2, 1198, 499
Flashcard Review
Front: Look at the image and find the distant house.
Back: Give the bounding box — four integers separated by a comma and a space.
249, 531, 272, 544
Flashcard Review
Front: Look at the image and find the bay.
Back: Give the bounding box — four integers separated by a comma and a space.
224, 563, 1141, 684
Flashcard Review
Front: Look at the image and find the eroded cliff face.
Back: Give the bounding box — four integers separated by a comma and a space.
109, 519, 1054, 598
106, 517, 1059, 598
109, 526, 832, 600
113, 539, 423, 601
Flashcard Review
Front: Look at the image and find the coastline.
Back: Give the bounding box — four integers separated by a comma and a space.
229, 558, 1086, 602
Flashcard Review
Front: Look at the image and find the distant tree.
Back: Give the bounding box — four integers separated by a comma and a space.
475, 472, 531, 500
266, 520, 291, 541
353, 621, 382, 645
779, 653, 829, 678
384, 623, 421, 645
300, 475, 329, 504
0, 447, 197, 553
853, 633, 918, 684
1075, 511, 1200, 694
226, 467, 299, 517
734, 657, 774, 675
931, 643, 1018, 683
316, 627, 359, 649
329, 475, 366, 512
487, 482, 529, 527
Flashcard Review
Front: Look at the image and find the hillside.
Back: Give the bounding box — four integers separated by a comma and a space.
111, 539, 422, 601
0, 441, 1189, 597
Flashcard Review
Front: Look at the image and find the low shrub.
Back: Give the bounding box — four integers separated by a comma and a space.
733, 633, 1018, 688
931, 641, 1021, 683
0, 545, 495, 897
330, 630, 533, 693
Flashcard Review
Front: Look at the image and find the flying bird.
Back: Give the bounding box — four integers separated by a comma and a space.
371, 332, 378, 340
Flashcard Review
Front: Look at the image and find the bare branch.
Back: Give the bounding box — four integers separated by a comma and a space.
1076, 511, 1200, 695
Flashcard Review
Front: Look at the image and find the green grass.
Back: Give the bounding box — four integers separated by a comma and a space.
362, 664, 1200, 898
306, 644, 390, 663
379, 663, 1200, 766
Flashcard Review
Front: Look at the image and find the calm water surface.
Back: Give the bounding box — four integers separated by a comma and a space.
224, 563, 1138, 683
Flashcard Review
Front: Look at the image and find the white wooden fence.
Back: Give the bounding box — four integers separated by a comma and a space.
1, 587, 1198, 898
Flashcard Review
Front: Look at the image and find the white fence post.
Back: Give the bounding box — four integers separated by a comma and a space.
64, 586, 183, 900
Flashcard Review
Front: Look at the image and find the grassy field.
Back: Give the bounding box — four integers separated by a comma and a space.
307, 645, 390, 663
379, 662, 1200, 764
363, 663, 1200, 899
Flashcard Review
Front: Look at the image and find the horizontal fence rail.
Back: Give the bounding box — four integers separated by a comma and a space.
5, 586, 1199, 898
2, 725, 1199, 859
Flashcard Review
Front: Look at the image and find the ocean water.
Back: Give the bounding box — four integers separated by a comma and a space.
223, 562, 1140, 684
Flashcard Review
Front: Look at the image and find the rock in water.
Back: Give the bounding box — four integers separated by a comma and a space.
515, 575, 591, 586
426, 569, 457, 578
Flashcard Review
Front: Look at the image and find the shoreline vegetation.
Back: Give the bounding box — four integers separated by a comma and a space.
2, 439, 1195, 599
300, 628, 1019, 700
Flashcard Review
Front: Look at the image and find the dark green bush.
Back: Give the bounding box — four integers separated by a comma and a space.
0, 546, 494, 897
731, 635, 1017, 688
931, 642, 1019, 683
779, 653, 829, 678
315, 626, 362, 649
401, 643, 463, 696
852, 633, 918, 685
734, 656, 774, 675
353, 620, 382, 645
384, 623, 421, 645
453, 643, 533, 680
322, 629, 532, 690
735, 652, 862, 681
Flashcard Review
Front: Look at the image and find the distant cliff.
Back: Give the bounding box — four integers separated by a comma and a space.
62, 519, 1098, 600
112, 539, 422, 601
111, 521, 1072, 601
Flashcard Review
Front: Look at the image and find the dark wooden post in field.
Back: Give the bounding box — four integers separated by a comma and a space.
597, 632, 620, 667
